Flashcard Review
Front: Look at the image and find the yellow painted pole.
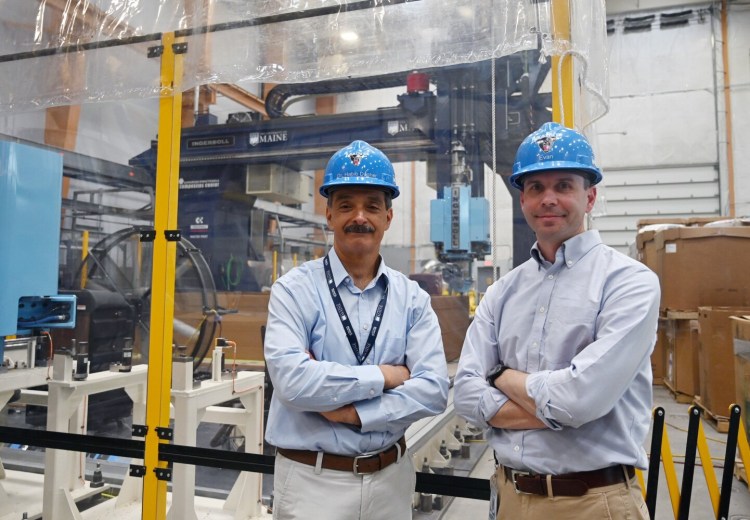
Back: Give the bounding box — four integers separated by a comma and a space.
660, 426, 681, 519
273, 250, 278, 282
738, 417, 750, 479
80, 230, 89, 289
551, 0, 574, 127
695, 420, 720, 515
636, 468, 646, 498
141, 31, 184, 520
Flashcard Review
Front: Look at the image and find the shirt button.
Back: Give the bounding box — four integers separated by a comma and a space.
369, 389, 375, 396
567, 260, 573, 266
333, 397, 338, 402
539, 307, 545, 313
547, 274, 554, 279
363, 324, 369, 331
532, 342, 538, 347
514, 445, 520, 452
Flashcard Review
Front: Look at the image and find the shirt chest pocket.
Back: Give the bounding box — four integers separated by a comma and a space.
542, 297, 599, 367
375, 331, 406, 365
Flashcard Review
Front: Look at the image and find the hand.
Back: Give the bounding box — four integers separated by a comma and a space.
379, 364, 410, 389
320, 404, 361, 426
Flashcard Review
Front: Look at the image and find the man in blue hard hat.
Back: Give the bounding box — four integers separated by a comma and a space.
264, 140, 449, 520
454, 122, 660, 519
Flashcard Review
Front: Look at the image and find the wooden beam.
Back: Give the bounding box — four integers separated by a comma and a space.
210, 83, 268, 117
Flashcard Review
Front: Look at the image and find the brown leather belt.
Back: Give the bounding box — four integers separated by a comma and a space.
503, 465, 635, 497
277, 437, 406, 475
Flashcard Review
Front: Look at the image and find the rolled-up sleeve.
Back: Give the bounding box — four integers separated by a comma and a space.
454, 283, 510, 427
526, 268, 660, 428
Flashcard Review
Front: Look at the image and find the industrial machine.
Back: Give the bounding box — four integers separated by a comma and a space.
130, 53, 552, 292
0, 141, 77, 372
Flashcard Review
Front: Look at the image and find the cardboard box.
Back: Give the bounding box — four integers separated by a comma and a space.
636, 229, 660, 276
636, 217, 729, 230
174, 291, 270, 362
652, 227, 750, 311
652, 316, 668, 384
698, 307, 750, 417
665, 312, 700, 397
430, 295, 471, 362
732, 316, 750, 434
736, 353, 750, 435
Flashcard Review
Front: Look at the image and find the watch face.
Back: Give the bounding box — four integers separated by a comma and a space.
487, 364, 506, 385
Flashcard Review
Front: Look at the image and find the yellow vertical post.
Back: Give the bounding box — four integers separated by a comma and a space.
660, 426, 681, 519
738, 418, 750, 476
551, 0, 574, 127
80, 230, 89, 289
141, 31, 185, 520
695, 420, 720, 515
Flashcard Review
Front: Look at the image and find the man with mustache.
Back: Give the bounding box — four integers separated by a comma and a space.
454, 123, 660, 519
264, 140, 449, 520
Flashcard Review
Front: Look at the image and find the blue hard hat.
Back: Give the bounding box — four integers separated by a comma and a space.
320, 140, 400, 198
509, 122, 602, 190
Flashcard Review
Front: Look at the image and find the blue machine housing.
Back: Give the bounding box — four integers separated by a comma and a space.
0, 141, 73, 361
430, 184, 490, 262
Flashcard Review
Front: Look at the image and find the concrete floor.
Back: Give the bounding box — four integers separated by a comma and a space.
440, 385, 750, 520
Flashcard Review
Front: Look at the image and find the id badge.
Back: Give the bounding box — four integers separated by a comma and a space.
488, 472, 499, 520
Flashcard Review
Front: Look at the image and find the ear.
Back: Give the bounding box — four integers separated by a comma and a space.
325, 204, 332, 227
385, 207, 393, 230
586, 186, 597, 213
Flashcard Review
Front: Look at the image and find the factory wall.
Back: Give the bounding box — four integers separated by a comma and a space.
592, 4, 750, 253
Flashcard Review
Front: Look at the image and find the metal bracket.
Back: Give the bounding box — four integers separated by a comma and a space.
154, 467, 172, 481
132, 424, 148, 437
139, 229, 156, 242
172, 42, 188, 55
147, 46, 164, 59
164, 230, 181, 242
129, 464, 146, 478
155, 427, 174, 440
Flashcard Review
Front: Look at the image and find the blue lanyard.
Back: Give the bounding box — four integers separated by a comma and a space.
323, 255, 388, 365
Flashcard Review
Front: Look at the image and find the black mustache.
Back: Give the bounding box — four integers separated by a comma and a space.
344, 224, 375, 233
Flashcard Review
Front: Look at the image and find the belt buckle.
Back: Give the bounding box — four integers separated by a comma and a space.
510, 469, 534, 495
353, 454, 368, 476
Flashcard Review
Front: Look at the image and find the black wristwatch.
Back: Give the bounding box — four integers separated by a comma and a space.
486, 363, 511, 388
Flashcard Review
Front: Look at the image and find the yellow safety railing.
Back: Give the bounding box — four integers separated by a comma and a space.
641, 404, 747, 519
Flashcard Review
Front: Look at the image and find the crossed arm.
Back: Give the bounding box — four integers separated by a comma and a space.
487, 369, 547, 430
319, 365, 411, 425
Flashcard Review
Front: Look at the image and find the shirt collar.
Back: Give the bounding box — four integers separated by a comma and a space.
530, 230, 602, 269
327, 247, 389, 289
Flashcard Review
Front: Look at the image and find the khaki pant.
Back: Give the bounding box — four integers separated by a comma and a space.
492, 466, 650, 520
273, 451, 416, 520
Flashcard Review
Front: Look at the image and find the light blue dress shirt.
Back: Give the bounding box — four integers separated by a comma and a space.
455, 230, 660, 474
264, 248, 449, 456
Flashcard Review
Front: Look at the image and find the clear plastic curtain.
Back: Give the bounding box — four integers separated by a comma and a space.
0, 0, 608, 127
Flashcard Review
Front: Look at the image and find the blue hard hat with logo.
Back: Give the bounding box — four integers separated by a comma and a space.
320, 140, 400, 198
509, 122, 602, 190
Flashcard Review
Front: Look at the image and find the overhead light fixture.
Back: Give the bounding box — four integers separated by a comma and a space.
457, 6, 473, 19
340, 31, 359, 42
